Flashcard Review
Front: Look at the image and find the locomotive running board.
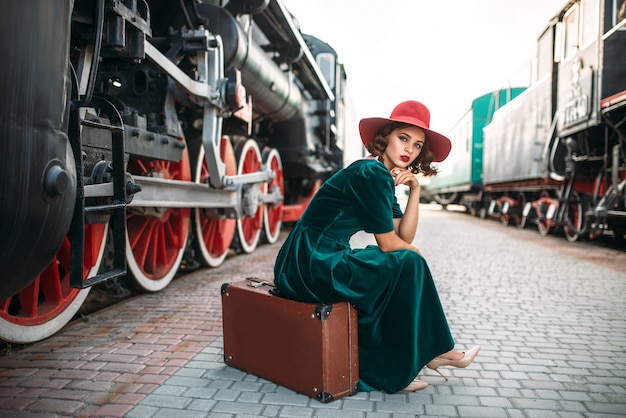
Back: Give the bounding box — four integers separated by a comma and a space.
69, 96, 127, 289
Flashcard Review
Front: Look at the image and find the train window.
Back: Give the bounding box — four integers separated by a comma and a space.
316, 53, 335, 89
563, 5, 579, 60
536, 26, 554, 78
580, 0, 598, 46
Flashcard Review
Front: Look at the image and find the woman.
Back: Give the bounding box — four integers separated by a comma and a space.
273, 100, 480, 393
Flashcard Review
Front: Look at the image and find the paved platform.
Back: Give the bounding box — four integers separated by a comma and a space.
1, 204, 625, 417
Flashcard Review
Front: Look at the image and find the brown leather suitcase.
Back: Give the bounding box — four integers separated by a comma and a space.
221, 278, 359, 403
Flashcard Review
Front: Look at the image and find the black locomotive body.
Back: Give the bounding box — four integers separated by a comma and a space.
446, 0, 626, 242
0, 0, 357, 343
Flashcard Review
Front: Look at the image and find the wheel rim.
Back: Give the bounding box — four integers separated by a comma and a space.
262, 148, 284, 244
520, 201, 533, 229
125, 147, 191, 291
0, 223, 108, 343
193, 138, 237, 267
564, 191, 585, 242
235, 139, 264, 253
537, 218, 551, 236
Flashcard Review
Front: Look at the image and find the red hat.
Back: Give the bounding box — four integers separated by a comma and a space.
359, 100, 452, 162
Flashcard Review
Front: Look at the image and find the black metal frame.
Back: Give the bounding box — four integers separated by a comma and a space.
69, 95, 127, 289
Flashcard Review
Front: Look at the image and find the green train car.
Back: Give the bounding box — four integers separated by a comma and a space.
426, 88, 525, 214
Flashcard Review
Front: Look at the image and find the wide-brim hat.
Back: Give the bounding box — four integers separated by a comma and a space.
359, 100, 452, 162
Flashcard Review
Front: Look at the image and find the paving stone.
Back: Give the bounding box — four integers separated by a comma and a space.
140, 393, 193, 409
187, 398, 217, 411
277, 405, 315, 417
457, 405, 507, 417
211, 400, 264, 415
153, 407, 210, 417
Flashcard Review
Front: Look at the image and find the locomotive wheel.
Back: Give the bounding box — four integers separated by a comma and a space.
234, 139, 264, 253
478, 205, 488, 219
535, 194, 554, 237
498, 194, 525, 227
125, 147, 191, 292
262, 148, 284, 244
563, 191, 586, 242
435, 192, 457, 207
0, 223, 108, 343
520, 196, 540, 229
519, 204, 531, 229
192, 138, 237, 267
499, 198, 512, 226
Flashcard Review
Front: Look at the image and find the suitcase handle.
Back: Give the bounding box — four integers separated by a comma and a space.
246, 277, 273, 288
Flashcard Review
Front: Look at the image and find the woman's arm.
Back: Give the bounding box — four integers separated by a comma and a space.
391, 168, 421, 244
374, 230, 421, 253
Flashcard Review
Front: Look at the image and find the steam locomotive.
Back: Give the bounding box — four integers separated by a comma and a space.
428, 0, 626, 242
0, 0, 358, 343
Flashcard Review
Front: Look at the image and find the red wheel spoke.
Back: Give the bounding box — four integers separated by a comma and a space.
164, 219, 179, 248
39, 256, 63, 305
130, 219, 153, 264
18, 280, 39, 318
155, 226, 168, 274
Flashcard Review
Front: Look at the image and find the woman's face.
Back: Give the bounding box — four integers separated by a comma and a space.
381, 125, 426, 170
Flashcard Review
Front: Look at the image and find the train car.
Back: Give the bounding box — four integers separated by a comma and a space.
0, 0, 358, 344
463, 0, 626, 242
426, 88, 526, 214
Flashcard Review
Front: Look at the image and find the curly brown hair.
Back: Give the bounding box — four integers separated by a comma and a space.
364, 122, 439, 176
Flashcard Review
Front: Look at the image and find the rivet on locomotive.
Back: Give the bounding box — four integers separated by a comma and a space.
0, 0, 359, 343
427, 0, 626, 243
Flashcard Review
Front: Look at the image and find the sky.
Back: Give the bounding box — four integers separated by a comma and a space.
282, 0, 566, 136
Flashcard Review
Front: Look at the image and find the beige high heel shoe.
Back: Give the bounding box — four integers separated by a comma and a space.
426, 346, 481, 381
402, 379, 428, 392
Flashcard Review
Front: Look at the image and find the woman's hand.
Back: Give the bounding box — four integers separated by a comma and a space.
391, 167, 420, 190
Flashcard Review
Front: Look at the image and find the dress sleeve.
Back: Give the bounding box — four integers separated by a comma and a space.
344, 161, 397, 234
392, 195, 403, 219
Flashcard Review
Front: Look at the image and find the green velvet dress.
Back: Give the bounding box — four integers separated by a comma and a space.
273, 158, 455, 393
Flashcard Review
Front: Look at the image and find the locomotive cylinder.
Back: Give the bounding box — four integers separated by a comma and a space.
0, 0, 76, 299
197, 4, 302, 122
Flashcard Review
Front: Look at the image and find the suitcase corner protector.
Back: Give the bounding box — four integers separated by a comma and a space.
220, 282, 231, 296
352, 383, 359, 395
317, 392, 335, 403
314, 304, 333, 321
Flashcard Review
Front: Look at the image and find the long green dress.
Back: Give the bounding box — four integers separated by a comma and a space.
274, 158, 455, 393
